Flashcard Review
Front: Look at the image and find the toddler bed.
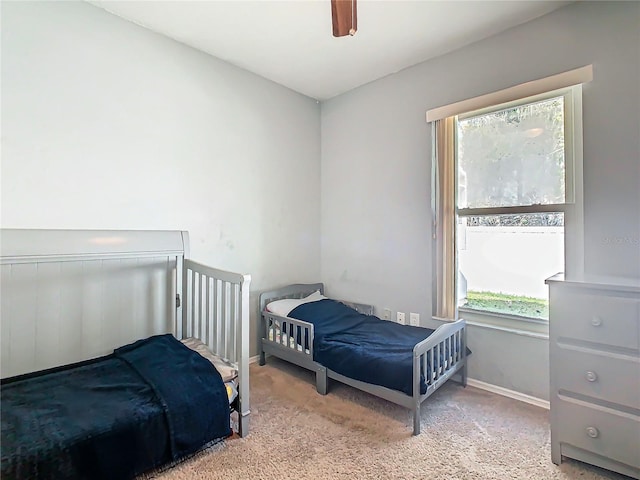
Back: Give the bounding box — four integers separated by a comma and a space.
259, 283, 467, 435
0, 229, 251, 479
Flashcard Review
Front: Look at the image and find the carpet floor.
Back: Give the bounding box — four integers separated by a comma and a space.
146, 358, 629, 480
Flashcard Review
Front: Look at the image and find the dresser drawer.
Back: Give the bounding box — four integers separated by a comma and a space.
556, 399, 640, 469
551, 291, 640, 350
555, 347, 640, 410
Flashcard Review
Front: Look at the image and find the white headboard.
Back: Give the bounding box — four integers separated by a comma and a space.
0, 229, 188, 378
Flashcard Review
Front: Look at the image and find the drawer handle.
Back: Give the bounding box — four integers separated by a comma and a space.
591, 316, 602, 327
586, 426, 599, 438
585, 371, 598, 382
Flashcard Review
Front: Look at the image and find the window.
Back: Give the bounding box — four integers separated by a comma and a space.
429, 66, 589, 326
456, 92, 573, 321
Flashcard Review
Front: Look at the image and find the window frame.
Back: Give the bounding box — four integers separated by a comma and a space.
453, 85, 584, 327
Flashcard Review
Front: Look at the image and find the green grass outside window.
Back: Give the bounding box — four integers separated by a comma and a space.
462, 290, 548, 320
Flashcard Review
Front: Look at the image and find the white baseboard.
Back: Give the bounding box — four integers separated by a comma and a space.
466, 378, 550, 410
249, 354, 260, 364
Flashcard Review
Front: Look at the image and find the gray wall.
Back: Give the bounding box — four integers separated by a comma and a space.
0, 1, 322, 356
320, 1, 640, 400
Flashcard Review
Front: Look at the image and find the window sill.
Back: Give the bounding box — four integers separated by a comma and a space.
457, 307, 549, 339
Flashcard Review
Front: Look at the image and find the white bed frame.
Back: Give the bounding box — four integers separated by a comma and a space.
0, 228, 251, 436
259, 283, 467, 435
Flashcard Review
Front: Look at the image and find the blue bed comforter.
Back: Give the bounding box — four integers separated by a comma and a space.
288, 299, 436, 396
1, 334, 231, 480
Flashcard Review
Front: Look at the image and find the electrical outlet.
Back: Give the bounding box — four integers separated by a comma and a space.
383, 308, 392, 320
396, 312, 406, 325
410, 312, 420, 326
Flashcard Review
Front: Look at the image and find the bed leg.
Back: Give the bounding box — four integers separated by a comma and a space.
461, 328, 468, 388
259, 349, 266, 366
460, 362, 468, 388
238, 411, 250, 438
413, 404, 421, 435
316, 366, 328, 395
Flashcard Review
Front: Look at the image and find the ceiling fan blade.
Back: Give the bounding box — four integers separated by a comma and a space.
331, 0, 357, 37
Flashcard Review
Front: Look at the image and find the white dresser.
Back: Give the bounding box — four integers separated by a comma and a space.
546, 273, 640, 479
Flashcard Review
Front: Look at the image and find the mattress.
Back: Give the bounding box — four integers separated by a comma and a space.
181, 337, 238, 382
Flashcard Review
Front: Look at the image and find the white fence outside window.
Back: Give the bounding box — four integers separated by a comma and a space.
458, 226, 564, 300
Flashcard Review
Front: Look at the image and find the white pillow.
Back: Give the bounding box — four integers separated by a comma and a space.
303, 290, 327, 303
265, 298, 305, 317
266, 290, 327, 317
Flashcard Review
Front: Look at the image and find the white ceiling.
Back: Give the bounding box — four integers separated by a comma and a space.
88, 0, 571, 100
